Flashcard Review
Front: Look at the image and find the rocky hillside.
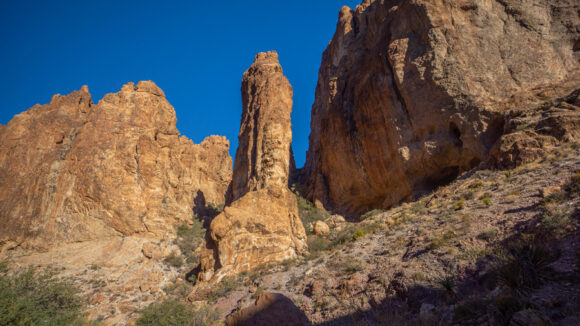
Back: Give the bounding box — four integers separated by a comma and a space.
192, 140, 579, 326
303, 0, 580, 216
0, 81, 232, 251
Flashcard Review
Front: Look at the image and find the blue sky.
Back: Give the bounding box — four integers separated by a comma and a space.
0, 0, 360, 168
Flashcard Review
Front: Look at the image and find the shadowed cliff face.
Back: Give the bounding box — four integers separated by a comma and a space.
303, 0, 580, 216
0, 81, 233, 251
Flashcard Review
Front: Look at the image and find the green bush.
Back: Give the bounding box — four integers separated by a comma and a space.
163, 252, 184, 268
352, 230, 366, 241
294, 192, 328, 234
135, 300, 218, 326
0, 263, 93, 326
175, 217, 206, 265
493, 243, 553, 295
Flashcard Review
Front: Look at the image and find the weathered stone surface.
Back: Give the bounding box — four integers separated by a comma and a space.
0, 81, 232, 250
229, 51, 295, 203
303, 0, 580, 216
313, 220, 330, 236
225, 292, 310, 326
198, 52, 307, 283
486, 83, 580, 169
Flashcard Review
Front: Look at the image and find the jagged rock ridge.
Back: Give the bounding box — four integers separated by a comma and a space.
0, 81, 233, 251
303, 0, 580, 216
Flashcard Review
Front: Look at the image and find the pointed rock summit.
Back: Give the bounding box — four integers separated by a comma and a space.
197, 51, 307, 283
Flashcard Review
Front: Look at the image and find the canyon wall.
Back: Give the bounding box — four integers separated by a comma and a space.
303, 0, 580, 216
0, 81, 232, 251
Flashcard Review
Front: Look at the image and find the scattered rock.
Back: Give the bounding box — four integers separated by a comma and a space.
313, 221, 330, 236
324, 215, 346, 231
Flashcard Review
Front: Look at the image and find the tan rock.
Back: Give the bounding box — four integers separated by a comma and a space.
325, 215, 346, 231
302, 0, 580, 216
0, 81, 233, 251
313, 221, 330, 236
198, 52, 307, 283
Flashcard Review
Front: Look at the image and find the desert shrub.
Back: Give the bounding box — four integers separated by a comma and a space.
175, 216, 206, 265
307, 235, 332, 259
360, 209, 382, 220
429, 230, 456, 250
135, 300, 218, 326
504, 171, 511, 179
163, 282, 193, 299
477, 229, 498, 241
294, 193, 328, 234
493, 242, 554, 295
352, 229, 366, 241
438, 276, 456, 296
481, 193, 492, 206
453, 199, 464, 211
0, 263, 91, 326
208, 277, 239, 302
344, 261, 363, 274
164, 252, 184, 268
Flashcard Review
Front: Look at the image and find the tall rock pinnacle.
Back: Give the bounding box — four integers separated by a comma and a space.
196, 52, 307, 284
230, 51, 295, 202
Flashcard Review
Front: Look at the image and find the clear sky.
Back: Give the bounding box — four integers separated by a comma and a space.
0, 0, 360, 168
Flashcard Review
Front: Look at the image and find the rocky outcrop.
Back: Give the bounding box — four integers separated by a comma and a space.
303, 0, 580, 216
486, 79, 580, 169
198, 52, 307, 283
0, 81, 232, 251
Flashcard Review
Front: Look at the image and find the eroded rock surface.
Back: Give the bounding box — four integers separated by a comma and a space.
303, 0, 580, 216
0, 81, 232, 251
198, 52, 307, 283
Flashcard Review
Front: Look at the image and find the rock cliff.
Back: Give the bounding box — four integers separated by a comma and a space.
303, 0, 580, 216
198, 52, 307, 283
0, 81, 232, 251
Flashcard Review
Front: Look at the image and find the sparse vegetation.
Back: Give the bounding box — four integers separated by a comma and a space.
208, 277, 239, 302
135, 300, 219, 326
174, 216, 206, 265
360, 209, 382, 220
453, 199, 464, 211
477, 228, 498, 241
429, 230, 455, 250
0, 263, 95, 326
493, 241, 554, 295
481, 193, 492, 206
163, 251, 184, 268
294, 190, 328, 235
352, 229, 366, 241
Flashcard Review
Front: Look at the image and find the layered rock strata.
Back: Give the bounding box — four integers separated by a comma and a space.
198, 52, 307, 283
0, 81, 232, 251
303, 0, 580, 216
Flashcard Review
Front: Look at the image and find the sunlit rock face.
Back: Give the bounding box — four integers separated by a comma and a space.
303, 0, 580, 216
0, 81, 232, 251
198, 52, 307, 283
